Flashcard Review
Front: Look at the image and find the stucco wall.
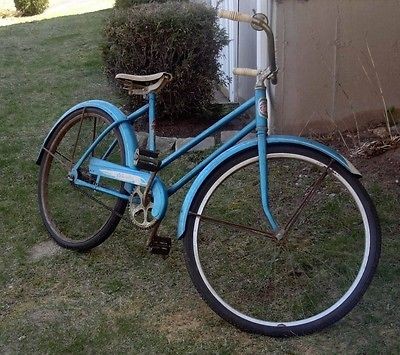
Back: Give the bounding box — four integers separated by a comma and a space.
270, 0, 400, 134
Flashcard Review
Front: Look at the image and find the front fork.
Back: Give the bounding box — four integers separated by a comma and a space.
255, 87, 279, 232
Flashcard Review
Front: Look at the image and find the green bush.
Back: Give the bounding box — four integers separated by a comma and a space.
103, 1, 228, 121
14, 0, 49, 16
115, 0, 187, 9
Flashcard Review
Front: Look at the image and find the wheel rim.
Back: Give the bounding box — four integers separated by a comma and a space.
39, 110, 126, 244
191, 152, 372, 327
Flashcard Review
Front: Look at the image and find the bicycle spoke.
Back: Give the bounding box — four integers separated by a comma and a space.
71, 108, 85, 165
188, 211, 276, 239
43, 147, 71, 171
92, 115, 97, 155
282, 160, 334, 236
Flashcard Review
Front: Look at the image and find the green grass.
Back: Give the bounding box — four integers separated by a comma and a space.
1, 10, 400, 354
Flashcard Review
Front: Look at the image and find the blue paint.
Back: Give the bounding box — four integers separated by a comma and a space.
73, 179, 131, 200
148, 92, 156, 151
88, 157, 147, 185
255, 88, 278, 231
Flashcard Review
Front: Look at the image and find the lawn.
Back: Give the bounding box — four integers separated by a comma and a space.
0, 9, 399, 353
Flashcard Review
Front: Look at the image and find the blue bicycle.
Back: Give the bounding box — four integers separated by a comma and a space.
37, 10, 380, 336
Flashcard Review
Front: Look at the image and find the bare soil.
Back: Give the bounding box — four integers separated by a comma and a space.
353, 147, 399, 190
320, 129, 400, 192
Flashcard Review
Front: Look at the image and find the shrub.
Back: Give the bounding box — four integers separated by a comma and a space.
115, 0, 187, 9
103, 1, 228, 122
14, 0, 49, 16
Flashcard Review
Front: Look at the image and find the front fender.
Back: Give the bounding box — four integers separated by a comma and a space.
176, 135, 361, 239
36, 100, 138, 167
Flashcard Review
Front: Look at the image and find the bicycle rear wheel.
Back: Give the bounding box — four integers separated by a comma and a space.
184, 144, 380, 336
38, 108, 128, 251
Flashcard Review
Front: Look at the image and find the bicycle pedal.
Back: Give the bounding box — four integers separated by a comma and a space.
134, 148, 160, 172
148, 236, 171, 256
136, 148, 159, 159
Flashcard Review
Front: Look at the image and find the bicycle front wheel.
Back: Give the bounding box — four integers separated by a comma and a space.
38, 108, 128, 251
184, 144, 380, 336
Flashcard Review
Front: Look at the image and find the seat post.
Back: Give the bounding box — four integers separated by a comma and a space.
148, 92, 156, 152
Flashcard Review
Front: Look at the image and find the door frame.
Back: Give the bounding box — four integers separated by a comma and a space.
212, 0, 238, 102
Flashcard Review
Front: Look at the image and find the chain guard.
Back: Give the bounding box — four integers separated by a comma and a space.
129, 186, 158, 229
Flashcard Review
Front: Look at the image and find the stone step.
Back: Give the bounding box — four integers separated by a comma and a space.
175, 136, 215, 152
220, 130, 256, 143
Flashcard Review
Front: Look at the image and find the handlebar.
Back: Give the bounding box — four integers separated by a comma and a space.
218, 10, 253, 24
233, 68, 259, 77
218, 10, 278, 85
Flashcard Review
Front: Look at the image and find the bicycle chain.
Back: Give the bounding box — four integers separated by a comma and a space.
72, 185, 133, 225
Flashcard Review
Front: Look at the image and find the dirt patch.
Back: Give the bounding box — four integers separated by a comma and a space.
28, 308, 61, 325
158, 310, 203, 341
318, 125, 400, 192
29, 240, 63, 261
354, 146, 400, 189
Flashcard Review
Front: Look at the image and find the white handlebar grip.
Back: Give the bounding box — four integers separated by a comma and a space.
233, 68, 259, 77
218, 10, 253, 24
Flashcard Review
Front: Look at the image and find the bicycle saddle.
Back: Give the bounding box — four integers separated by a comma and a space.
115, 72, 173, 96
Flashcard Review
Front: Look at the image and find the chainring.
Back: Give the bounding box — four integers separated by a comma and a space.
128, 186, 158, 229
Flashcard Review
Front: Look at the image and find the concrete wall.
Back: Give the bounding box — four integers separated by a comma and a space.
270, 0, 400, 134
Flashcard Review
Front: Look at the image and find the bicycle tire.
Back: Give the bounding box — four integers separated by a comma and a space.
184, 144, 380, 336
38, 108, 128, 251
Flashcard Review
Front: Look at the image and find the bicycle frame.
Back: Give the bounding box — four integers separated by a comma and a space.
37, 88, 362, 241
67, 84, 279, 232
47, 70, 363, 239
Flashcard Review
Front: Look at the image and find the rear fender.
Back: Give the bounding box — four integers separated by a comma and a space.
36, 100, 138, 167
34, 100, 171, 217
176, 135, 361, 239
